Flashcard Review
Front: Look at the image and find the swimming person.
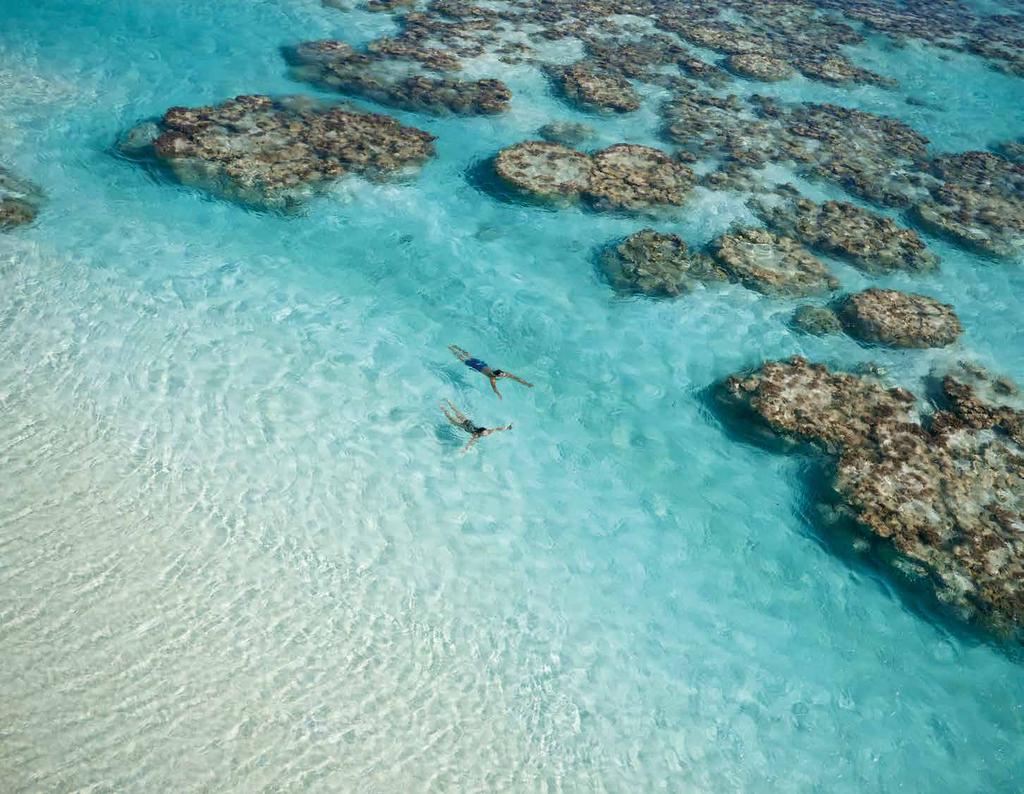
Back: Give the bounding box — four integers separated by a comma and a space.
439, 400, 512, 454
448, 344, 533, 399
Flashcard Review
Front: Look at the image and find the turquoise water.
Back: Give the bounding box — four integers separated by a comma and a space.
1, 0, 1023, 790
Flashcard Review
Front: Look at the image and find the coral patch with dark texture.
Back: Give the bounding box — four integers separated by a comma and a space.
586, 144, 695, 211
493, 141, 694, 211
994, 138, 1024, 163
727, 53, 794, 82
286, 39, 510, 115
662, 91, 752, 153
754, 197, 938, 274
320, 0, 1024, 105
493, 141, 593, 201
791, 305, 842, 335
364, 0, 416, 12
792, 53, 896, 87
844, 0, 1024, 77
600, 228, 726, 297
913, 151, 1024, 257
721, 357, 1024, 637
933, 363, 1024, 445
0, 166, 43, 230
662, 94, 937, 208
657, 13, 891, 88
554, 62, 640, 113
308, 0, 1023, 260
837, 288, 962, 348
781, 101, 933, 207
120, 95, 436, 210
537, 121, 595, 146
711, 227, 839, 296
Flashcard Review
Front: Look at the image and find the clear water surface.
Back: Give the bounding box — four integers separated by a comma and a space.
1, 0, 1023, 791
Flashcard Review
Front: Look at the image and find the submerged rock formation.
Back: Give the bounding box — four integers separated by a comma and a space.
295, 0, 1023, 264
318, 0, 1024, 96
754, 197, 938, 274
0, 166, 42, 230
721, 357, 1024, 637
657, 14, 892, 87
553, 62, 640, 113
659, 89, 1022, 260
587, 144, 694, 211
285, 40, 511, 115
710, 228, 839, 296
791, 305, 842, 335
663, 94, 938, 206
600, 228, 726, 296
493, 141, 694, 210
727, 53, 794, 82
843, 0, 1024, 77
837, 288, 962, 348
913, 152, 1024, 258
120, 95, 436, 210
493, 141, 593, 202
792, 53, 896, 87
995, 138, 1024, 163
780, 101, 933, 207
364, 0, 416, 12
537, 121, 595, 146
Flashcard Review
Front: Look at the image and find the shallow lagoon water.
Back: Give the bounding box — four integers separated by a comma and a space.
1, 0, 1023, 791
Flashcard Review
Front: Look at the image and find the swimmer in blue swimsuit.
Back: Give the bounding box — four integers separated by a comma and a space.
448, 344, 534, 399
439, 400, 512, 454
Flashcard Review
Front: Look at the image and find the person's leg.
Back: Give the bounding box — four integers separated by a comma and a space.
439, 402, 462, 427
445, 399, 470, 423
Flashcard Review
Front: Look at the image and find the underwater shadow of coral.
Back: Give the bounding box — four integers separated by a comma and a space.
590, 237, 626, 295
464, 155, 567, 211
701, 378, 1024, 658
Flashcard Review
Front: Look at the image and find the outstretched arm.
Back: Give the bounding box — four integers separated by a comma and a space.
489, 377, 503, 399
498, 371, 533, 387
462, 424, 511, 452
448, 344, 471, 362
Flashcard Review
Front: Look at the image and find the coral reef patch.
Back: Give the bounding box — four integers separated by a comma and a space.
721, 357, 1024, 637
753, 196, 938, 274
710, 227, 839, 296
552, 61, 640, 113
494, 141, 694, 211
285, 40, 511, 115
913, 152, 1024, 258
791, 305, 842, 335
119, 95, 436, 210
837, 288, 962, 348
600, 228, 726, 296
0, 166, 42, 230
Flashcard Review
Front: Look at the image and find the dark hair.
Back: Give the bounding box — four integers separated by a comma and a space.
473, 425, 487, 434
493, 369, 504, 376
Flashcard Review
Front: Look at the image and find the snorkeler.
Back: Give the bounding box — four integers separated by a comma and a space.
448, 344, 533, 399
439, 400, 512, 454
